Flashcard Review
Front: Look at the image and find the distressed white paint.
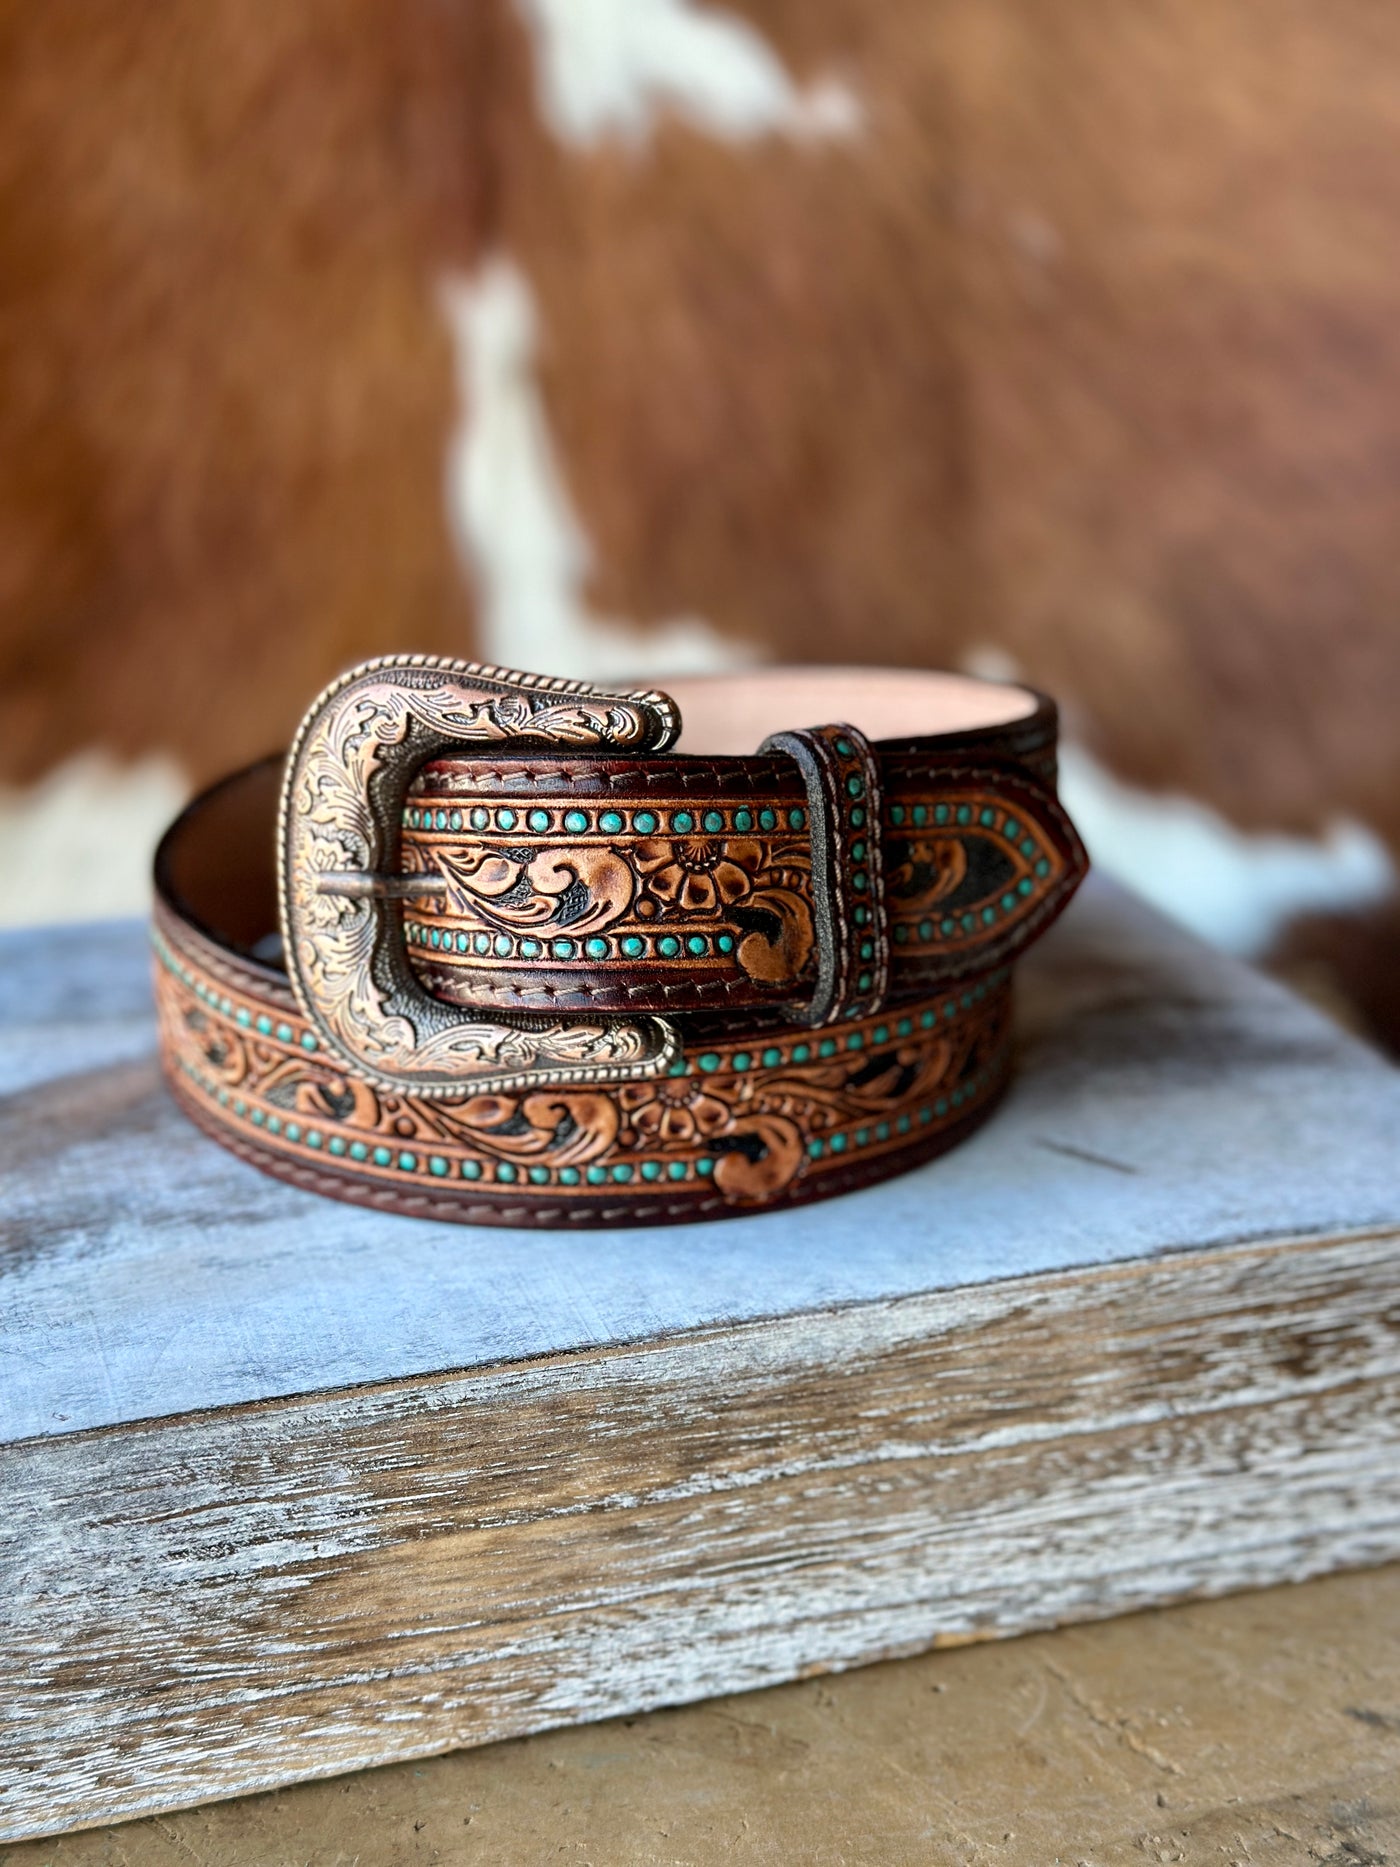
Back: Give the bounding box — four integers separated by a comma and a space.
4, 1229, 1400, 1840
961, 645, 1399, 955
6, 881, 1400, 1445
0, 752, 187, 929
515, 0, 862, 148
442, 260, 759, 683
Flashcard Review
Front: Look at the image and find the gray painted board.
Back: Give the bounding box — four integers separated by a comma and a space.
3, 878, 1398, 1446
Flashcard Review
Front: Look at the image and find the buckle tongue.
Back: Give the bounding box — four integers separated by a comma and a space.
278, 655, 682, 1098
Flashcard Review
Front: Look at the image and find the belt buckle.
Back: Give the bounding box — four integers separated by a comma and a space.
278, 655, 684, 1099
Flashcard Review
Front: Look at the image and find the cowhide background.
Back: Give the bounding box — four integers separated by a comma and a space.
3, 1, 1399, 1046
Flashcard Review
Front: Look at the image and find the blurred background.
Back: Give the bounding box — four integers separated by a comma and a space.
3, 0, 1399, 1048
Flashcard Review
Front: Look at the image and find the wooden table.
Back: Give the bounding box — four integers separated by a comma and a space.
4, 878, 1399, 1850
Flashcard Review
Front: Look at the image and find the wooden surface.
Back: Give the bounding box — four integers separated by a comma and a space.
3, 880, 1400, 1842
5, 878, 1400, 1444
3, 1564, 1398, 1866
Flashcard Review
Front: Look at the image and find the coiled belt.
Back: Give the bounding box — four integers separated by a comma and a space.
153, 659, 1087, 1226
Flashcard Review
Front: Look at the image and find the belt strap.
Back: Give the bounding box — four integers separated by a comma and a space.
152, 659, 1086, 1227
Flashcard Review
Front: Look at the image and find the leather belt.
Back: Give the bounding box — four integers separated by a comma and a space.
152, 658, 1087, 1226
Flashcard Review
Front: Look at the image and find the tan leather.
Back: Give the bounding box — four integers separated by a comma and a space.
152, 663, 1086, 1228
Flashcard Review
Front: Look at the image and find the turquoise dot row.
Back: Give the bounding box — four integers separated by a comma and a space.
835, 737, 875, 998
154, 934, 317, 1051
804, 1061, 995, 1161
175, 1053, 722, 1189
681, 973, 1002, 1076
405, 802, 805, 837
887, 800, 1039, 855
894, 860, 1052, 945
406, 922, 738, 963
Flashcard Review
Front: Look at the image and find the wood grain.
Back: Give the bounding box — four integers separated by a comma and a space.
4, 1224, 1400, 1841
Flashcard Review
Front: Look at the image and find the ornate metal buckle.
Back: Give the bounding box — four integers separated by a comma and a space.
278, 655, 684, 1098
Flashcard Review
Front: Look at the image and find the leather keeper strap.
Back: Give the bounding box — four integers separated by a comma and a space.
760, 722, 890, 1025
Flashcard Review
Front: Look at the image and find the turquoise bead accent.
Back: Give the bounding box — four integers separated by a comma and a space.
835, 737, 853, 755
696, 1158, 714, 1176
587, 1164, 607, 1184
328, 1135, 347, 1156
621, 935, 644, 957
471, 808, 489, 830
697, 1052, 721, 1073
397, 1151, 417, 1172
495, 934, 513, 956
641, 1161, 661, 1181
529, 809, 551, 832
496, 1163, 517, 1183
256, 1014, 272, 1035
612, 1164, 634, 1183
429, 1156, 449, 1177
658, 935, 681, 957
350, 1141, 369, 1161
759, 808, 777, 831
956, 804, 972, 824
686, 934, 708, 956
890, 805, 905, 825
703, 809, 724, 833
761, 1046, 783, 1067
461, 1159, 481, 1180
634, 811, 658, 833
521, 938, 541, 958
734, 809, 753, 831
731, 1052, 750, 1072
284, 1123, 301, 1143
846, 775, 864, 797
300, 1031, 317, 1051
819, 1037, 837, 1057
372, 1146, 392, 1167
850, 805, 866, 828
599, 810, 624, 833
667, 1161, 687, 1181
791, 1043, 810, 1062
497, 808, 516, 830
586, 937, 609, 958
552, 938, 576, 959
529, 1166, 550, 1185
912, 805, 928, 827
672, 810, 694, 832
564, 810, 589, 833
474, 932, 491, 955
560, 1167, 580, 1185
717, 933, 735, 954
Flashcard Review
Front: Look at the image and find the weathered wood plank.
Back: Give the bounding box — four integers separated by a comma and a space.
4, 880, 1399, 1445
4, 1226, 1400, 1839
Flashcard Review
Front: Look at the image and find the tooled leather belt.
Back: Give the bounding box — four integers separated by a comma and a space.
152, 658, 1087, 1227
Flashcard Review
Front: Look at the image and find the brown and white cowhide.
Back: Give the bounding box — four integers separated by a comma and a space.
1, 0, 1397, 1044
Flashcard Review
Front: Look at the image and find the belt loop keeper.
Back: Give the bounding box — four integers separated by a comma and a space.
760, 722, 890, 1027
